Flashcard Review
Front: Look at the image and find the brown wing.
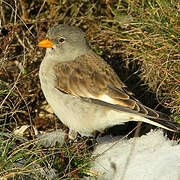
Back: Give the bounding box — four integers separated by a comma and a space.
54, 50, 172, 121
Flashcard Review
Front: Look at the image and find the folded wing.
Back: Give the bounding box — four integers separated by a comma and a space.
54, 50, 180, 132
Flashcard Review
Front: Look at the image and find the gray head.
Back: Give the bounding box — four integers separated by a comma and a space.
38, 24, 90, 61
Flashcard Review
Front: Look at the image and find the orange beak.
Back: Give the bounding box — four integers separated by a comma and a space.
37, 39, 53, 48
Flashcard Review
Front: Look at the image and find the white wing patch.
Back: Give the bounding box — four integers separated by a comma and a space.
86, 94, 118, 105
97, 94, 116, 104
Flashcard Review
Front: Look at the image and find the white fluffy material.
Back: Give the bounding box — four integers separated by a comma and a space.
88, 130, 180, 180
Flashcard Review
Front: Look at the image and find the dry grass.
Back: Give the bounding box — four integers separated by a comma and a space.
0, 132, 92, 179
0, 0, 180, 179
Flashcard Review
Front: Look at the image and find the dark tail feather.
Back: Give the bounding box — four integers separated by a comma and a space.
149, 118, 180, 132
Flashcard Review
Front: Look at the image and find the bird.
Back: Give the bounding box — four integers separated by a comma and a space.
37, 24, 180, 139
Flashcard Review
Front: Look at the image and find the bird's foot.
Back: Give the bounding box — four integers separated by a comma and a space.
68, 129, 78, 140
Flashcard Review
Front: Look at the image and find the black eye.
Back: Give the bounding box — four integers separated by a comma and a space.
58, 38, 65, 43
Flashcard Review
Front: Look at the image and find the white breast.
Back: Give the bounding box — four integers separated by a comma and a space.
39, 56, 88, 131
39, 57, 68, 122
